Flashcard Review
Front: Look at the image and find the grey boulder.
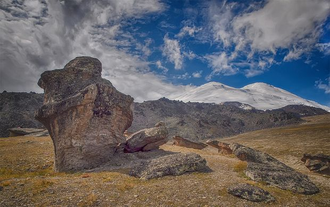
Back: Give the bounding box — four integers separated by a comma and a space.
129, 153, 208, 180
228, 183, 275, 202
125, 122, 169, 153
230, 143, 319, 195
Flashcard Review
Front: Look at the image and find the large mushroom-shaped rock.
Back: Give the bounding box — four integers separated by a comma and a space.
301, 153, 330, 175
172, 135, 207, 150
230, 143, 319, 195
35, 57, 133, 172
129, 153, 208, 180
124, 122, 168, 153
227, 183, 275, 203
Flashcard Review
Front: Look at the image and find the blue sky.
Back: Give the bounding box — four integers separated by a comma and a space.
0, 0, 329, 106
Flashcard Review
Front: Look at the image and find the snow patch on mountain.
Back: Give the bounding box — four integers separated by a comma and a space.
170, 82, 330, 111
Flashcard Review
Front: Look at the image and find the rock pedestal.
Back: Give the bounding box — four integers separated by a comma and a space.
35, 57, 133, 172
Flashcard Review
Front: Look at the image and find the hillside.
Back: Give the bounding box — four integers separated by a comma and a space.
0, 92, 44, 137
0, 114, 329, 206
129, 98, 328, 141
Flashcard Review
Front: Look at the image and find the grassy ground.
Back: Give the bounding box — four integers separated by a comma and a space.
0, 114, 329, 206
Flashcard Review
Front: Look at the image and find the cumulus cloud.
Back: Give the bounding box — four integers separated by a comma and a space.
192, 70, 202, 78
205, 52, 238, 80
0, 0, 195, 102
162, 35, 183, 70
316, 78, 330, 94
205, 0, 330, 78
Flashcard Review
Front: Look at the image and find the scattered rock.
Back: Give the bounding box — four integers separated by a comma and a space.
81, 174, 90, 178
230, 143, 319, 194
125, 122, 168, 153
7, 128, 47, 137
301, 153, 330, 175
206, 140, 233, 154
129, 153, 208, 180
227, 183, 275, 202
35, 57, 133, 172
173, 136, 207, 150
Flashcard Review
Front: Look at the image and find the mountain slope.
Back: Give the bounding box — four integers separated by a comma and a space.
171, 82, 330, 111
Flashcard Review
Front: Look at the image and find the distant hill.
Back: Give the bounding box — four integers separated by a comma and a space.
0, 92, 44, 137
0, 92, 328, 139
128, 98, 328, 141
171, 82, 330, 111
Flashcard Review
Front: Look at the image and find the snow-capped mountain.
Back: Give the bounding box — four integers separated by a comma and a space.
171, 82, 330, 111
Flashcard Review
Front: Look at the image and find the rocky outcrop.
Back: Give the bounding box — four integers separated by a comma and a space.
206, 140, 232, 154
35, 57, 133, 172
227, 183, 275, 202
172, 136, 207, 150
230, 143, 319, 195
8, 128, 48, 137
129, 153, 208, 180
0, 92, 44, 137
301, 153, 330, 175
124, 122, 168, 153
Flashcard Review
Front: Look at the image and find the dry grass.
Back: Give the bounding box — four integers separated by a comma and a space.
0, 114, 330, 206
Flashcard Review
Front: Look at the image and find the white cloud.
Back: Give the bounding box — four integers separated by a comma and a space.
176, 26, 201, 38
0, 0, 193, 102
162, 35, 183, 70
174, 72, 191, 80
155, 60, 169, 73
317, 42, 330, 55
206, 0, 330, 78
316, 78, 330, 94
192, 70, 202, 78
205, 52, 238, 80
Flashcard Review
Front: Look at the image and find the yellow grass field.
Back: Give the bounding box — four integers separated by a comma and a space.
0, 114, 329, 206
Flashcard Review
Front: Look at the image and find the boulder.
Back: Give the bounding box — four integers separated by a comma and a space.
129, 153, 208, 180
227, 183, 275, 202
173, 136, 207, 150
301, 153, 330, 175
8, 128, 47, 137
35, 57, 133, 172
206, 140, 233, 154
124, 122, 168, 153
230, 143, 319, 195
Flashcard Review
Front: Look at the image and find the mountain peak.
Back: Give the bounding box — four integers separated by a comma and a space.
173, 82, 330, 111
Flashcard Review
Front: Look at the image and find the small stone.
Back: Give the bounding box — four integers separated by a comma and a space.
134, 195, 138, 198
81, 174, 90, 178
228, 183, 275, 202
172, 136, 207, 150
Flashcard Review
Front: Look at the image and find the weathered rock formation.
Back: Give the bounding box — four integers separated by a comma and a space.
230, 143, 319, 195
301, 153, 330, 175
227, 183, 275, 202
35, 57, 133, 172
124, 122, 168, 153
206, 140, 233, 154
172, 136, 207, 150
129, 153, 208, 180
7, 128, 48, 137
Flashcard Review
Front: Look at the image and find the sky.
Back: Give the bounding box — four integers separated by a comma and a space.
0, 0, 329, 106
